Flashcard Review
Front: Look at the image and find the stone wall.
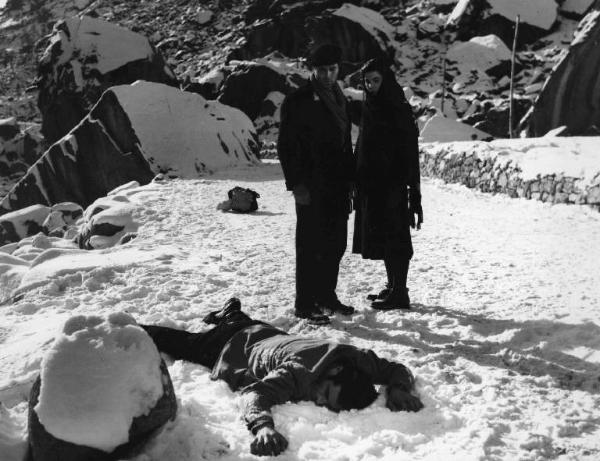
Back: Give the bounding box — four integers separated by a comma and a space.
420, 143, 600, 210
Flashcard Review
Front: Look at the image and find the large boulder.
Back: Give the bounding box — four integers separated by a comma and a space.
0, 204, 50, 246
525, 4, 600, 136
446, 34, 513, 78
447, 0, 559, 48
232, 4, 397, 69
27, 313, 177, 461
37, 16, 178, 144
0, 81, 259, 218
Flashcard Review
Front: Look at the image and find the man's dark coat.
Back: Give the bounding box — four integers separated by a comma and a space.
277, 81, 355, 308
211, 323, 415, 434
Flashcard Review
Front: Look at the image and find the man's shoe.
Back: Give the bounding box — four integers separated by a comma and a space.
203, 297, 242, 324
316, 300, 355, 316
366, 284, 390, 301
294, 309, 330, 325
371, 289, 410, 310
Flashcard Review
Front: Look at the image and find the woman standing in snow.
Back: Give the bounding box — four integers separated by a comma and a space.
352, 58, 422, 310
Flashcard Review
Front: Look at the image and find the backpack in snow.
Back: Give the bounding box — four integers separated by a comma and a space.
218, 187, 260, 213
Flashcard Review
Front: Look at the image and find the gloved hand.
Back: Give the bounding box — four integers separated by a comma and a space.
386, 386, 424, 412
292, 184, 310, 205
408, 186, 423, 230
250, 426, 289, 456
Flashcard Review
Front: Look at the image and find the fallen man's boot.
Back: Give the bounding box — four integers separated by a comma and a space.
203, 297, 242, 324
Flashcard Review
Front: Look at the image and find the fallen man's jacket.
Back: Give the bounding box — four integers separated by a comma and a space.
210, 323, 415, 434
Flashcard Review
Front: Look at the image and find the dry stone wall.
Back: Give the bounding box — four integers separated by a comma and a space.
420, 142, 600, 210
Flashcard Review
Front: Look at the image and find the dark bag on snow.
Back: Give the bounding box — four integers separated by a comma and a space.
228, 187, 260, 212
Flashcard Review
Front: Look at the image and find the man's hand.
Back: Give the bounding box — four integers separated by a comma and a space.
250, 426, 289, 457
408, 187, 423, 230
293, 184, 311, 205
386, 386, 424, 412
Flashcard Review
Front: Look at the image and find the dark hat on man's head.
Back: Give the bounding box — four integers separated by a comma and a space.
308, 43, 342, 67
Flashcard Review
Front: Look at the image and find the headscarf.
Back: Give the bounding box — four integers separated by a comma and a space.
360, 57, 408, 112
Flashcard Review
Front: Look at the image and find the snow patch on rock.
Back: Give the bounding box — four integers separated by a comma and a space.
447, 35, 512, 72
46, 16, 154, 76
421, 114, 494, 143
488, 0, 558, 30
333, 4, 397, 50
112, 81, 259, 177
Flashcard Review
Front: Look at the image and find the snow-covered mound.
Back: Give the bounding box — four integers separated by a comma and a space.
0, 81, 259, 221
38, 16, 177, 143
333, 4, 398, 53
34, 312, 163, 451
0, 205, 50, 246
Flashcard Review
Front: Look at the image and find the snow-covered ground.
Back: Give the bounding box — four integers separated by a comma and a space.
1, 159, 600, 460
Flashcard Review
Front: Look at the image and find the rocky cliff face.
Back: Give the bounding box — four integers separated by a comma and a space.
525, 2, 600, 136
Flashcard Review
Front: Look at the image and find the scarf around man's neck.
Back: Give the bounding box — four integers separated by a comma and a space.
310, 75, 349, 144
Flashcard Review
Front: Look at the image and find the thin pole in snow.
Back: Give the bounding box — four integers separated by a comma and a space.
441, 30, 448, 116
509, 15, 520, 138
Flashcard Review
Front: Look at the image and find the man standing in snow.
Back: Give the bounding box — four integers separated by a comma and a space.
142, 298, 423, 457
277, 43, 356, 325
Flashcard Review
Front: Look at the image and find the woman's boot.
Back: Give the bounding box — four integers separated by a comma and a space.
367, 259, 392, 301
371, 257, 410, 310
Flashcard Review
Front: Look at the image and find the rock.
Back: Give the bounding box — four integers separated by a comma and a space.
0, 119, 45, 196
217, 57, 308, 120
461, 97, 531, 138
525, 4, 600, 136
447, 0, 559, 48
0, 204, 50, 246
446, 35, 514, 78
37, 16, 178, 144
42, 203, 83, 237
559, 0, 595, 19
28, 360, 176, 461
1, 81, 259, 218
233, 4, 396, 68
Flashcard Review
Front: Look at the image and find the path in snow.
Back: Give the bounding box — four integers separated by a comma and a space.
1, 161, 599, 460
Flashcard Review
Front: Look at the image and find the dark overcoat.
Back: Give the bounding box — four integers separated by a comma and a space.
352, 79, 420, 260
277, 82, 355, 216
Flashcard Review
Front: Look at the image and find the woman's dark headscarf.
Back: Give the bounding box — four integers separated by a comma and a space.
361, 57, 408, 110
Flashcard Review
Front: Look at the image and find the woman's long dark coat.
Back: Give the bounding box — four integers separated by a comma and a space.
352, 74, 420, 260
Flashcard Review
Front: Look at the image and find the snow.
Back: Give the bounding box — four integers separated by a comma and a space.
488, 0, 558, 30
420, 114, 493, 142
112, 81, 258, 176
0, 205, 50, 241
0, 143, 598, 459
51, 17, 154, 75
446, 35, 512, 72
34, 312, 163, 452
333, 4, 397, 51
560, 0, 594, 15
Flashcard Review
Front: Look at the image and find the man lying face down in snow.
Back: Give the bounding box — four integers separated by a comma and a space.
141, 298, 423, 456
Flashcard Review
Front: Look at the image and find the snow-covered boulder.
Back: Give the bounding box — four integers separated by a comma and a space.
446, 35, 513, 77
28, 313, 177, 461
43, 202, 84, 237
447, 0, 559, 47
421, 114, 493, 143
76, 191, 139, 250
0, 205, 50, 246
218, 58, 308, 119
526, 6, 600, 136
234, 4, 396, 66
0, 81, 259, 218
37, 16, 177, 144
